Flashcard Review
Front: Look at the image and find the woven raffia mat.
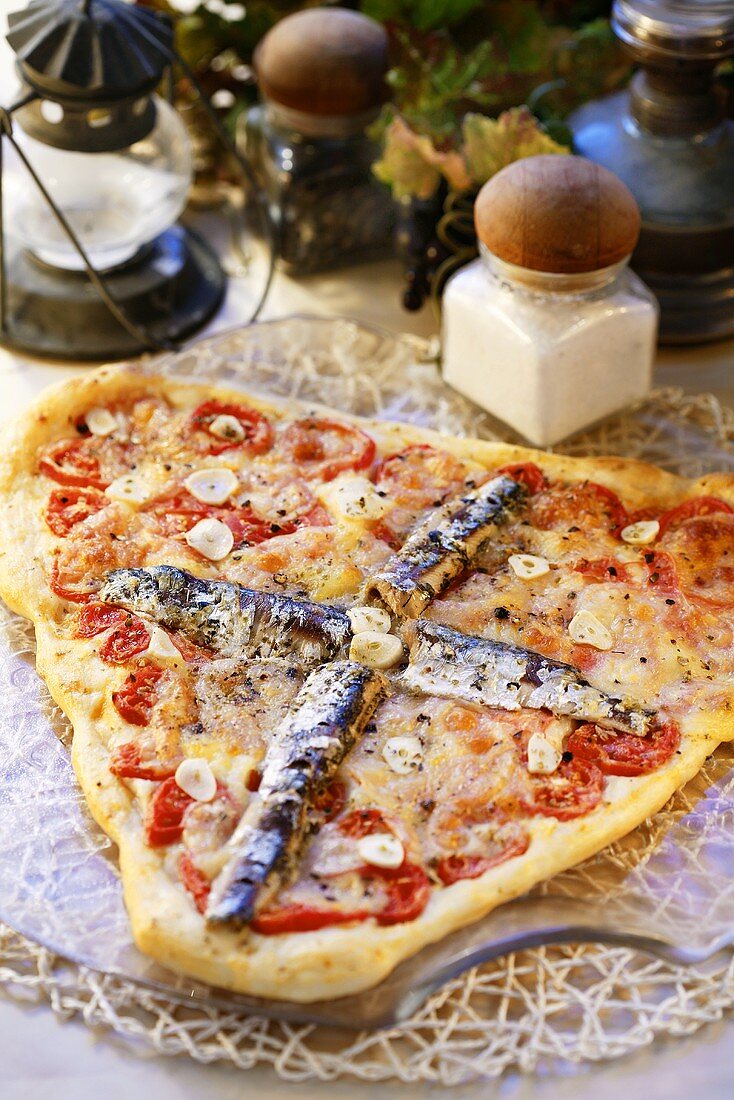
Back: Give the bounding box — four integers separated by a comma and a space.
2, 320, 734, 1084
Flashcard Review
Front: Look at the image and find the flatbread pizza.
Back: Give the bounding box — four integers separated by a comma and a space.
1, 362, 733, 1003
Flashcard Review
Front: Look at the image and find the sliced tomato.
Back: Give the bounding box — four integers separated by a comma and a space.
112, 666, 163, 726
371, 519, 403, 550
574, 557, 632, 583
338, 808, 389, 838
109, 740, 176, 779
253, 860, 430, 934
145, 777, 194, 847
45, 486, 107, 537
497, 462, 548, 494
49, 561, 94, 603
146, 492, 298, 548
312, 780, 347, 822
373, 861, 431, 926
38, 438, 108, 489
187, 400, 273, 456
530, 481, 628, 535
296, 503, 333, 528
280, 418, 376, 482
76, 603, 127, 638
657, 513, 734, 607
252, 902, 373, 935
99, 617, 150, 664
520, 757, 603, 821
643, 549, 679, 593
375, 444, 467, 501
435, 826, 529, 885
567, 721, 681, 778
658, 496, 733, 537
179, 852, 211, 915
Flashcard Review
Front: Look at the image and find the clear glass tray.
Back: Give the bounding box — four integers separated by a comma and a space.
2, 315, 734, 1030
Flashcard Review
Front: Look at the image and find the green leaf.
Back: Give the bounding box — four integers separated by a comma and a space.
462, 107, 570, 185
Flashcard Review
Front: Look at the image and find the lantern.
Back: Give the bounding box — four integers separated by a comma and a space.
0, 0, 228, 359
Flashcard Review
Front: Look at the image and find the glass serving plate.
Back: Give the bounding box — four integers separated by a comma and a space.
2, 315, 734, 1031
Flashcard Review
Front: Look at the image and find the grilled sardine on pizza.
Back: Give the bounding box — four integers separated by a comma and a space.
1, 362, 733, 1003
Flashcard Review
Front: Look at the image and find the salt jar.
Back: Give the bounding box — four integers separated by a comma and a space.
241, 7, 395, 275
442, 155, 659, 447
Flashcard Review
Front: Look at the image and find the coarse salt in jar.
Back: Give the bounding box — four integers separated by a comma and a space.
442, 155, 659, 446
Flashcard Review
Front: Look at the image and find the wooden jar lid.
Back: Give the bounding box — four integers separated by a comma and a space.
475, 155, 641, 274
255, 8, 389, 117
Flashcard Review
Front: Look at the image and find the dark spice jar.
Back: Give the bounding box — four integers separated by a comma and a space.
239, 7, 395, 275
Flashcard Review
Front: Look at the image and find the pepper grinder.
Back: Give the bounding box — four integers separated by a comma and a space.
570, 0, 734, 345
239, 7, 395, 275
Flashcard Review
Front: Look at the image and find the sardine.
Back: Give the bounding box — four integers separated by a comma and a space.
206, 660, 387, 926
99, 565, 352, 663
365, 475, 525, 618
404, 620, 657, 735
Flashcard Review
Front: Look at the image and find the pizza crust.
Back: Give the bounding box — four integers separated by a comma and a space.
3, 362, 734, 1002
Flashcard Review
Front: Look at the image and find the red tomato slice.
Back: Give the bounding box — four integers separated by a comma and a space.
312, 780, 347, 822
179, 852, 211, 915
145, 777, 194, 847
112, 666, 164, 726
99, 617, 150, 664
187, 400, 274, 456
146, 492, 300, 548
643, 549, 679, 593
373, 861, 431, 926
252, 902, 373, 935
49, 561, 94, 603
375, 444, 468, 500
38, 438, 108, 489
496, 462, 548, 494
76, 603, 127, 638
574, 557, 632, 583
45, 486, 107, 537
371, 519, 403, 550
280, 418, 376, 482
658, 496, 733, 537
531, 481, 629, 535
338, 808, 390, 838
109, 740, 176, 779
520, 758, 604, 821
566, 721, 681, 778
435, 827, 530, 885
253, 861, 430, 934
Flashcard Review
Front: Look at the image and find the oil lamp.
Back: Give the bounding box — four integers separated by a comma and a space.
0, 0, 227, 359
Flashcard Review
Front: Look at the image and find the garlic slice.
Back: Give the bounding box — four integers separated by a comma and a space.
357, 833, 404, 869
526, 732, 563, 775
568, 609, 613, 650
85, 406, 118, 436
508, 553, 550, 580
321, 475, 390, 522
105, 473, 155, 505
184, 467, 239, 505
347, 606, 391, 635
145, 625, 183, 666
209, 414, 245, 442
175, 758, 217, 802
620, 519, 660, 546
349, 631, 404, 669
185, 517, 234, 561
382, 735, 423, 774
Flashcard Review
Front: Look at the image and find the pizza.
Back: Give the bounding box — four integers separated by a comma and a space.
1, 361, 733, 1003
